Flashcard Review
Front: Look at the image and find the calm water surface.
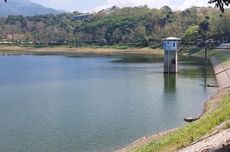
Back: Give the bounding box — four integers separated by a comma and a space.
0, 55, 216, 152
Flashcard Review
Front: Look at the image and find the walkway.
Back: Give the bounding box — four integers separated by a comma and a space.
216, 43, 230, 49
179, 128, 230, 152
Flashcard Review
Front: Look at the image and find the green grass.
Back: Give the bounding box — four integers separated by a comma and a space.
135, 93, 230, 152
0, 43, 131, 50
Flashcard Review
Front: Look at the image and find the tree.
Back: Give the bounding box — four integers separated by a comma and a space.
199, 20, 210, 35
160, 6, 173, 27
184, 25, 199, 42
209, 0, 230, 12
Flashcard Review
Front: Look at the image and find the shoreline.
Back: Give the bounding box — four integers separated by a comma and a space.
115, 93, 221, 152
115, 54, 230, 152
115, 128, 178, 152
0, 46, 163, 57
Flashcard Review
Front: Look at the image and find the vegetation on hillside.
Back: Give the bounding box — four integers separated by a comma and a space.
0, 6, 229, 47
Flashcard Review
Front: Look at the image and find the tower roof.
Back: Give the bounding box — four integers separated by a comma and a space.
163, 37, 181, 41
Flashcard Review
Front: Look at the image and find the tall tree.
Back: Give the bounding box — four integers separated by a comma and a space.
209, 0, 230, 12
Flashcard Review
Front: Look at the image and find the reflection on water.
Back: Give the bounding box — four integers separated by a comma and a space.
203, 62, 208, 91
164, 74, 177, 94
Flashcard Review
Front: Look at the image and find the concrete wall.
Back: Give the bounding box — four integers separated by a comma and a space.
164, 50, 177, 73
210, 57, 230, 90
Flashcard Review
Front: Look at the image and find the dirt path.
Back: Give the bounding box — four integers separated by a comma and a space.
179, 128, 230, 152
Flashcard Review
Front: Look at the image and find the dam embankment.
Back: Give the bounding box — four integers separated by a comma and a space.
210, 57, 230, 90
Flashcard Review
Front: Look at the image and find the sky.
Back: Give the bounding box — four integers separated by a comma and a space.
30, 0, 214, 13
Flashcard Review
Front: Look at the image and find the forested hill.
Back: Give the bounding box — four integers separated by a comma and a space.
0, 0, 63, 17
0, 6, 230, 47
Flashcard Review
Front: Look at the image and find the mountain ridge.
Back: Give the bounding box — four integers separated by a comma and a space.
0, 0, 64, 17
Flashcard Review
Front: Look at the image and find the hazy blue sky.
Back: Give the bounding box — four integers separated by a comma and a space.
30, 0, 214, 12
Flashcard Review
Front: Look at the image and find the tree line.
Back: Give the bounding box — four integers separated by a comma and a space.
0, 6, 230, 47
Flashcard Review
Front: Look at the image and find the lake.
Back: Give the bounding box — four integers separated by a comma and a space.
0, 55, 216, 152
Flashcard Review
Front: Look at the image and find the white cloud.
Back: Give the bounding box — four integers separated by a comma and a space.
90, 0, 213, 12
173, 0, 213, 10
31, 0, 218, 13
91, 0, 169, 12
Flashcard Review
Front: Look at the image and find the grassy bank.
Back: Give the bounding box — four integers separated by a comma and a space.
135, 93, 230, 152
132, 48, 230, 152
0, 46, 162, 56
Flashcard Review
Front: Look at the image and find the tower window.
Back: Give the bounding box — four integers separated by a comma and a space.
173, 42, 176, 47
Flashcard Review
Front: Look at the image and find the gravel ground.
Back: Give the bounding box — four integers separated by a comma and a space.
178, 129, 230, 152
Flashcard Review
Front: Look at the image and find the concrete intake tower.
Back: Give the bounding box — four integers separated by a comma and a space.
162, 37, 181, 73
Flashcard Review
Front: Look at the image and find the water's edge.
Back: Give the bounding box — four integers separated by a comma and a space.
115, 57, 222, 152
